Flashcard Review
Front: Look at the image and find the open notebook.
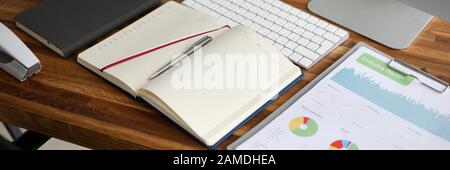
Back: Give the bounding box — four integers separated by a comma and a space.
78, 1, 303, 148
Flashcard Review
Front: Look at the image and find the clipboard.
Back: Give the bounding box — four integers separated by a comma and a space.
228, 42, 449, 150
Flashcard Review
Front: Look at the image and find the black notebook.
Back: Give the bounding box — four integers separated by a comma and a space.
15, 0, 160, 58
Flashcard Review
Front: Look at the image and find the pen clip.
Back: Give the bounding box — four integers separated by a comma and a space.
388, 58, 449, 93
185, 36, 213, 56
149, 36, 213, 80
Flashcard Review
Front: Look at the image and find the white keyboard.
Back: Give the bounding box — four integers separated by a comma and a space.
183, 0, 349, 69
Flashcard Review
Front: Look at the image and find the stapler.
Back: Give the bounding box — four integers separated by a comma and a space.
0, 22, 41, 81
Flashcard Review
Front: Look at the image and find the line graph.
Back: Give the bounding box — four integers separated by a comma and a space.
332, 68, 450, 141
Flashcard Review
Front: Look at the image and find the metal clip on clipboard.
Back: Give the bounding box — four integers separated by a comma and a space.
388, 59, 449, 93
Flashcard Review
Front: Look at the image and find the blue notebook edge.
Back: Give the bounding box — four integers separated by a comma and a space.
77, 62, 303, 149
208, 73, 304, 149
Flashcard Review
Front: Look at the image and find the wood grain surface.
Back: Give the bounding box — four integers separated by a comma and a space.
0, 0, 448, 149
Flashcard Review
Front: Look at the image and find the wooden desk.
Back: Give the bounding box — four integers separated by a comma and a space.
0, 0, 449, 149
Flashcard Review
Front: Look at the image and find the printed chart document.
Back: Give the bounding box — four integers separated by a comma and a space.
234, 44, 450, 150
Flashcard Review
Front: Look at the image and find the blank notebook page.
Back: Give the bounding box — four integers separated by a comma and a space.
141, 26, 299, 143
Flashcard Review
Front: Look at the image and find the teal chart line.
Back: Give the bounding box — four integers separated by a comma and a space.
331, 68, 450, 141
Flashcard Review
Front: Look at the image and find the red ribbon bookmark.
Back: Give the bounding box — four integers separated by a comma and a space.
100, 25, 231, 72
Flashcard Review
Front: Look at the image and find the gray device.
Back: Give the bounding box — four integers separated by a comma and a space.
0, 23, 41, 81
308, 0, 450, 49
15, 0, 161, 58
398, 0, 450, 22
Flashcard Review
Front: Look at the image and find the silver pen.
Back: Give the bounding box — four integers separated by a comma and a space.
149, 36, 213, 80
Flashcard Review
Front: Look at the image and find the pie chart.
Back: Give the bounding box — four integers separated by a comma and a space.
288, 116, 318, 137
329, 140, 359, 150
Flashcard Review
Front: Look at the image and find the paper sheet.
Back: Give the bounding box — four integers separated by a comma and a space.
236, 46, 450, 150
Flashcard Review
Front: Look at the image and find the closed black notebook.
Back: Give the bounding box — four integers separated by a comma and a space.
15, 0, 160, 58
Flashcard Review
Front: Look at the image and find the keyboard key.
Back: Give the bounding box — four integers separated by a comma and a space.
273, 43, 284, 51
304, 23, 317, 32
257, 27, 270, 36
281, 47, 294, 57
306, 42, 320, 51
285, 41, 298, 50
260, 2, 272, 10
335, 29, 348, 38
275, 18, 287, 26
257, 9, 270, 18
288, 33, 300, 41
232, 15, 244, 23
272, 0, 284, 7
252, 16, 264, 23
267, 32, 279, 41
249, 23, 261, 31
297, 37, 310, 46
236, 7, 247, 15
269, 7, 281, 14
216, 7, 228, 15
218, 1, 231, 7
261, 20, 273, 28
299, 57, 313, 68
316, 20, 328, 29
306, 16, 319, 24
228, 3, 239, 11
244, 12, 256, 19
279, 28, 291, 37
288, 7, 302, 16
296, 45, 319, 61
283, 22, 296, 30
280, 3, 292, 12
249, 5, 261, 13
278, 11, 289, 19
325, 24, 338, 33
276, 36, 289, 44
316, 40, 334, 55
259, 0, 270, 4
270, 24, 282, 32
241, 2, 253, 10
293, 27, 305, 35
208, 3, 219, 10
289, 53, 303, 62
184, 0, 194, 6
287, 15, 298, 23
313, 28, 326, 36
311, 35, 324, 44
252, 0, 264, 6
224, 11, 236, 18
302, 31, 315, 39
241, 19, 253, 26
298, 12, 310, 20
296, 19, 307, 27
324, 32, 340, 43
266, 14, 278, 22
